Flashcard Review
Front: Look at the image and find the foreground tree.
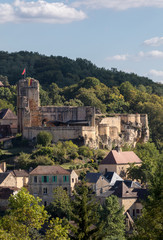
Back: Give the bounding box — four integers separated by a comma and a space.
131, 155, 163, 240
70, 183, 103, 240
99, 195, 125, 240
45, 218, 70, 240
46, 186, 72, 219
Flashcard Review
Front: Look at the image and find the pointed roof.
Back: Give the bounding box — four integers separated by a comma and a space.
0, 172, 14, 184
85, 172, 108, 183
12, 170, 29, 177
112, 181, 137, 198
0, 109, 17, 120
100, 150, 142, 165
30, 165, 70, 175
104, 172, 123, 186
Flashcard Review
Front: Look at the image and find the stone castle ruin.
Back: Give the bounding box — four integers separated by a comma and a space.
17, 78, 149, 149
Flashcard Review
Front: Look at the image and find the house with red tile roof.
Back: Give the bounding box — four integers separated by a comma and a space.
29, 165, 78, 206
99, 149, 142, 177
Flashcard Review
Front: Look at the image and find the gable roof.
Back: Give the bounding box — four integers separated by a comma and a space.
85, 172, 103, 183
100, 150, 142, 165
111, 181, 137, 198
0, 172, 13, 184
0, 109, 17, 120
30, 165, 70, 175
12, 170, 29, 177
104, 171, 123, 186
124, 180, 141, 189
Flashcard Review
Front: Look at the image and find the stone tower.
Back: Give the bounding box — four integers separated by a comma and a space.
17, 78, 40, 133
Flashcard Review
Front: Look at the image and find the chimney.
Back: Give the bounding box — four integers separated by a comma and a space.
1, 162, 6, 172
115, 145, 121, 153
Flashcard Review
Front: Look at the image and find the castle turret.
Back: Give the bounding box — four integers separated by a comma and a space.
17, 78, 40, 133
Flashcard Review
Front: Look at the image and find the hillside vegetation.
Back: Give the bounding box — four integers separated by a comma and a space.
0, 51, 163, 95
0, 51, 162, 150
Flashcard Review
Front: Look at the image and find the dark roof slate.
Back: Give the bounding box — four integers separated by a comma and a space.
0, 172, 11, 184
0, 109, 17, 120
111, 181, 137, 198
85, 172, 102, 183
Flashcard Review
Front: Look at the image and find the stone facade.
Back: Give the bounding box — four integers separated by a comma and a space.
17, 78, 149, 148
28, 166, 78, 206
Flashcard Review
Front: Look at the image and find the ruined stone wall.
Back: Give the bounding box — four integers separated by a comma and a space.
17, 78, 149, 148
23, 126, 97, 148
40, 106, 95, 126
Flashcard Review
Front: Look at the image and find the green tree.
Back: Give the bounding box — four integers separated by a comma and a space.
99, 195, 125, 240
37, 131, 52, 146
131, 155, 163, 240
46, 187, 72, 219
70, 184, 102, 240
45, 218, 70, 240
8, 188, 48, 230
15, 152, 32, 169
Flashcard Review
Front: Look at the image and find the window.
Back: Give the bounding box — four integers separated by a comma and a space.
136, 209, 140, 214
133, 209, 135, 217
42, 176, 49, 183
72, 178, 74, 183
34, 176, 37, 183
43, 188, 47, 195
44, 201, 47, 207
63, 176, 69, 182
53, 176, 57, 182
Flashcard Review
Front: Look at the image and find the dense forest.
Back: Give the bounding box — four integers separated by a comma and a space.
0, 51, 163, 95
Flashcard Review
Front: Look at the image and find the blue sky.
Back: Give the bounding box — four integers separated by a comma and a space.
1, 0, 163, 83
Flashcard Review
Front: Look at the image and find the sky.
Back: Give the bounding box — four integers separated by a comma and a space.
1, 0, 163, 83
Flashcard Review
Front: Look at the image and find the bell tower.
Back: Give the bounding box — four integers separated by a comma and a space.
17, 78, 40, 134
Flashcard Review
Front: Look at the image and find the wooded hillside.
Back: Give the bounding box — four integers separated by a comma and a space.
0, 51, 162, 96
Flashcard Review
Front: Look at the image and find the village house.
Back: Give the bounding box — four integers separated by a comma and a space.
0, 172, 17, 187
12, 169, 29, 188
29, 165, 78, 206
0, 187, 19, 211
99, 148, 142, 177
0, 109, 17, 136
85, 172, 110, 196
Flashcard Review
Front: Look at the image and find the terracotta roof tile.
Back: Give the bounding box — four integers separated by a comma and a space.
100, 150, 142, 165
30, 165, 70, 175
12, 170, 29, 177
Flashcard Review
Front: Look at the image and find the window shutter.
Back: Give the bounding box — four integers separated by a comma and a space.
47, 176, 49, 182
63, 176, 65, 182
42, 176, 44, 182
67, 176, 69, 182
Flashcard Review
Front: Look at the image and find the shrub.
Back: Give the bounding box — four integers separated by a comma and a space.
37, 131, 52, 146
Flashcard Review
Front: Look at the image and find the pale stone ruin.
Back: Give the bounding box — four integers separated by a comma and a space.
17, 78, 149, 149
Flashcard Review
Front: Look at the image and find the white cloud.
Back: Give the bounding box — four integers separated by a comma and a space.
149, 69, 163, 78
138, 50, 163, 58
144, 37, 163, 46
73, 0, 163, 10
106, 54, 129, 61
0, 0, 87, 24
